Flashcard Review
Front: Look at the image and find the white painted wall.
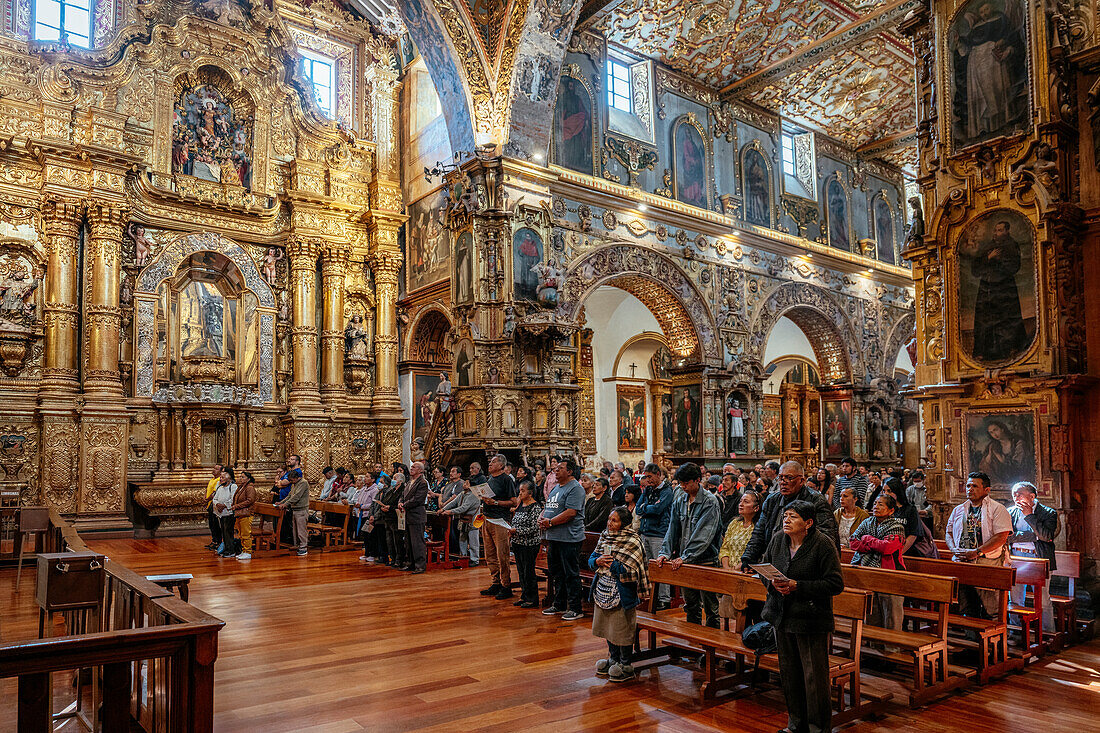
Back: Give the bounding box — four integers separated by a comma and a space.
583, 287, 662, 464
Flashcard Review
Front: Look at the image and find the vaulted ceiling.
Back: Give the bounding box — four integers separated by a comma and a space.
590, 0, 918, 172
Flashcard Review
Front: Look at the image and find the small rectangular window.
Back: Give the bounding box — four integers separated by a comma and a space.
780, 132, 796, 177
34, 0, 92, 48
607, 59, 632, 113
302, 51, 336, 118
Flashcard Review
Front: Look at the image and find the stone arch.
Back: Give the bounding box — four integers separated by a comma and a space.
882, 311, 916, 376
133, 232, 276, 401
749, 282, 859, 384
558, 244, 721, 363
404, 305, 453, 365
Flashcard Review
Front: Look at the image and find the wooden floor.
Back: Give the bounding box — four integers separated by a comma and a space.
3, 538, 1100, 732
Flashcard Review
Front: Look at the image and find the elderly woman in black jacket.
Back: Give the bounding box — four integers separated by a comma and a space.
761, 499, 844, 733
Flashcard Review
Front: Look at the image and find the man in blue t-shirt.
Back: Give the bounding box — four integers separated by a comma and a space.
539, 457, 586, 621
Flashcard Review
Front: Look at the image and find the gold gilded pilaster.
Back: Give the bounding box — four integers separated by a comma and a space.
40, 196, 83, 397
367, 241, 401, 414
288, 235, 321, 406
83, 202, 128, 397
320, 245, 348, 406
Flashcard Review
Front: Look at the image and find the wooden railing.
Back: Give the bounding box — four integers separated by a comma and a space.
0, 510, 224, 732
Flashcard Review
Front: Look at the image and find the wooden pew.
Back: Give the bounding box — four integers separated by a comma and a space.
1050, 550, 1089, 644
251, 503, 285, 555
840, 565, 962, 706
425, 512, 466, 569
902, 556, 1022, 684
633, 562, 883, 726
1007, 556, 1049, 659
307, 500, 351, 551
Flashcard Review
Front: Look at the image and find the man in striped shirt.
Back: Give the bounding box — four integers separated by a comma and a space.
833, 457, 868, 509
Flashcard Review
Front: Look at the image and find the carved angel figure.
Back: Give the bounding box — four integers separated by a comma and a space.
262, 246, 284, 286
127, 223, 154, 267
343, 314, 370, 357
530, 260, 565, 308
0, 264, 41, 327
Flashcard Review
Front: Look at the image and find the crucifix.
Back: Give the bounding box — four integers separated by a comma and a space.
628, 362, 638, 378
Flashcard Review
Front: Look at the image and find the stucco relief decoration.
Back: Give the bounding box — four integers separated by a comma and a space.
558, 245, 720, 361
172, 70, 255, 190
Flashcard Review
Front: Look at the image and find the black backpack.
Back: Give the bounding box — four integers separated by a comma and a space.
742, 620, 778, 654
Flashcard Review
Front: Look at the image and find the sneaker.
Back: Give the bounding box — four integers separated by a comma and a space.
518, 601, 538, 608
480, 584, 504, 596
542, 606, 565, 616
235, 553, 251, 561
494, 589, 514, 600
468, 561, 480, 567
365, 556, 376, 563
512, 599, 527, 607
297, 550, 308, 557
562, 610, 583, 621
608, 663, 635, 683
595, 659, 612, 677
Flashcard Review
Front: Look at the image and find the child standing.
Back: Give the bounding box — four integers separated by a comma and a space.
589, 506, 651, 682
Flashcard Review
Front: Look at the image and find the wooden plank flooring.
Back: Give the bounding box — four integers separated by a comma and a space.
2, 536, 1099, 732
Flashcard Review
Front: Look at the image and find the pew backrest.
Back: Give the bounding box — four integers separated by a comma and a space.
842, 565, 957, 605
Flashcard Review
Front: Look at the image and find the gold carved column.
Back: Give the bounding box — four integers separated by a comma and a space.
368, 244, 401, 414
320, 245, 347, 406
288, 236, 321, 406
83, 202, 127, 396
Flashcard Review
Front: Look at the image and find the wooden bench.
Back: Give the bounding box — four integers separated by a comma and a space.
534, 531, 601, 602
251, 503, 286, 555
1007, 556, 1049, 659
634, 562, 884, 725
1050, 550, 1090, 644
426, 512, 467, 569
902, 556, 1022, 684
145, 573, 193, 602
840, 564, 962, 706
307, 500, 350, 551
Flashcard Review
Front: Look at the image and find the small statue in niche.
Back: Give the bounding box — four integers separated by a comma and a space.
866, 407, 888, 460
262, 246, 284, 286
0, 263, 41, 328
126, 223, 154, 267
277, 290, 290, 322
502, 305, 517, 338
120, 274, 134, 306
344, 314, 370, 357
530, 259, 565, 308
905, 196, 924, 246
1011, 142, 1060, 204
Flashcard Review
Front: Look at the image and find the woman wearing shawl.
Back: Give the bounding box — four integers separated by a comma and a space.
849, 493, 907, 633
589, 506, 651, 683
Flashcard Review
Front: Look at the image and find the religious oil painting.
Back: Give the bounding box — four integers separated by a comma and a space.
825, 178, 850, 251
512, 227, 543, 302
454, 339, 475, 387
742, 146, 771, 227
616, 385, 647, 451
178, 281, 225, 358
823, 399, 851, 458
673, 120, 708, 210
761, 406, 782, 455
661, 392, 673, 451
957, 209, 1036, 365
454, 230, 474, 305
671, 384, 702, 455
874, 196, 895, 264
965, 411, 1036, 490
412, 373, 440, 440
172, 82, 253, 189
553, 72, 595, 175
949, 0, 1029, 150
406, 189, 449, 293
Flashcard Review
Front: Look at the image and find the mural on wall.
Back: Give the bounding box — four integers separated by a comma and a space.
965, 411, 1036, 490
454, 230, 474, 305
512, 227, 544, 302
742, 146, 772, 227
957, 210, 1036, 364
873, 196, 895, 264
172, 82, 253, 189
413, 373, 440, 439
673, 119, 708, 209
616, 384, 647, 451
671, 383, 701, 455
948, 0, 1029, 150
762, 406, 782, 455
553, 71, 595, 175
726, 391, 749, 456
406, 190, 449, 293
825, 178, 850, 250
823, 399, 851, 458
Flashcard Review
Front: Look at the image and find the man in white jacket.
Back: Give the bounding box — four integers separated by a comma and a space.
945, 471, 1013, 618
